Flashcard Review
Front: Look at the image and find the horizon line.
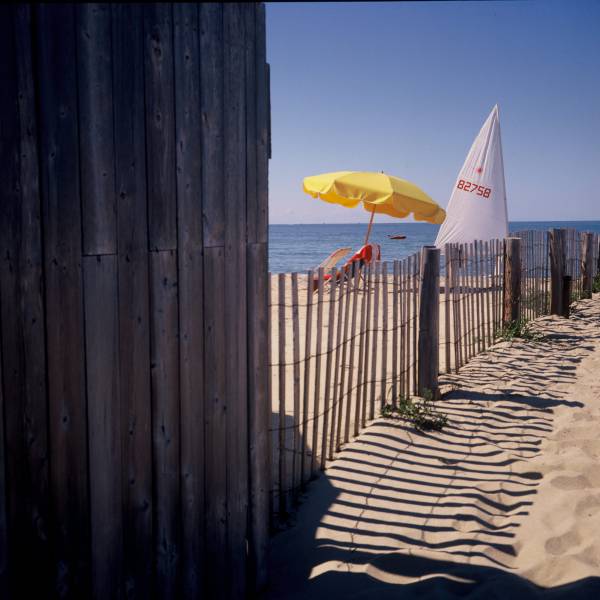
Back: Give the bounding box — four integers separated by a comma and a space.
269, 219, 600, 225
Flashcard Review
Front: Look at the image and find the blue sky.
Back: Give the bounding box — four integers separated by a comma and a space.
266, 1, 600, 223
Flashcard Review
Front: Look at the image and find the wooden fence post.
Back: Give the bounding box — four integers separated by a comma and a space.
562, 276, 572, 318
581, 232, 594, 299
503, 237, 521, 326
549, 228, 566, 315
417, 246, 439, 398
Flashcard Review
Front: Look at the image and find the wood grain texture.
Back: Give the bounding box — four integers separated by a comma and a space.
77, 4, 116, 255
112, 4, 153, 596
581, 232, 594, 299
335, 274, 351, 452
247, 243, 270, 593
83, 255, 123, 600
200, 3, 225, 247
549, 229, 566, 316
36, 5, 91, 595
291, 273, 301, 485
380, 262, 388, 410
144, 4, 177, 250
4, 4, 271, 596
277, 273, 287, 514
503, 238, 522, 325
417, 247, 440, 398
174, 5, 205, 596
321, 269, 337, 469
301, 271, 313, 484
0, 324, 7, 591
223, 6, 249, 595
203, 246, 227, 598
0, 6, 51, 595
150, 250, 181, 598
255, 4, 269, 244
330, 274, 346, 459
312, 268, 325, 473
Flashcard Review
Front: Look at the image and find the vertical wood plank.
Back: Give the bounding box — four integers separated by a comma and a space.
247, 243, 269, 593
484, 241, 492, 346
301, 271, 313, 485
0, 326, 7, 590
369, 263, 380, 420
411, 255, 419, 395
245, 3, 258, 245
291, 273, 301, 488
550, 228, 566, 315
354, 266, 368, 435
173, 4, 205, 596
335, 273, 351, 453
344, 267, 360, 445
144, 4, 177, 250
200, 3, 225, 247
311, 268, 325, 474
451, 246, 462, 371
203, 247, 227, 597
223, 6, 248, 595
320, 269, 337, 469
0, 9, 24, 592
330, 274, 346, 459
503, 238, 522, 325
400, 259, 408, 397
36, 5, 91, 595
418, 247, 440, 397
582, 232, 594, 299
391, 261, 399, 402
1, 6, 51, 595
380, 262, 388, 410
468, 244, 476, 358
444, 245, 451, 372
460, 247, 469, 363
77, 4, 116, 255
277, 274, 286, 515
246, 9, 271, 583
361, 264, 373, 428
14, 13, 51, 574
83, 256, 123, 599
200, 5, 227, 593
476, 241, 484, 352
150, 250, 180, 599
112, 5, 153, 596
255, 3, 269, 245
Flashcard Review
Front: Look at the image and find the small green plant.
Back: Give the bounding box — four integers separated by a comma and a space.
381, 388, 448, 431
592, 274, 600, 294
495, 319, 543, 342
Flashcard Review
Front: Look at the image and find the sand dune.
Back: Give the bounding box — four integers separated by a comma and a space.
266, 295, 600, 599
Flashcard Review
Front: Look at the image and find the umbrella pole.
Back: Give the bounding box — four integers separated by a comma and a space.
364, 208, 376, 246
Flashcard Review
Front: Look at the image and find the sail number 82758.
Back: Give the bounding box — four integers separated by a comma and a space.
457, 179, 491, 198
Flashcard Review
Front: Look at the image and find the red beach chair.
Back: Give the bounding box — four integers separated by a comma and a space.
313, 243, 381, 291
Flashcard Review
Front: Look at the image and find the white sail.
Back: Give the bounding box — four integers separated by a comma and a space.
435, 105, 508, 248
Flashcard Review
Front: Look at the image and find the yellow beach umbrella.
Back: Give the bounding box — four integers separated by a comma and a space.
303, 171, 446, 244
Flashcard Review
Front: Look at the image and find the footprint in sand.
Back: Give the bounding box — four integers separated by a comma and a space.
545, 529, 581, 556
550, 474, 591, 490
584, 466, 600, 487
575, 494, 600, 518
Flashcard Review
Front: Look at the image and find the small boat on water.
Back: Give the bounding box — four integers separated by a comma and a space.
435, 105, 508, 248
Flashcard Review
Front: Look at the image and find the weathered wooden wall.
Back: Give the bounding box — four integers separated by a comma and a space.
0, 3, 270, 598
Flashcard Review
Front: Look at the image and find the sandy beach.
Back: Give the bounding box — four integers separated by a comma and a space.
267, 294, 600, 598
269, 271, 504, 501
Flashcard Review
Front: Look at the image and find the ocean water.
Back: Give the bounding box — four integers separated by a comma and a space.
269, 221, 600, 273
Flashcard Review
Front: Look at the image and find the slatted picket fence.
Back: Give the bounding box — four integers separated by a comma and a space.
268, 229, 600, 520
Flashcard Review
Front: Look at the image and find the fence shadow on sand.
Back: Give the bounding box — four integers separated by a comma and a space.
266, 308, 600, 599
